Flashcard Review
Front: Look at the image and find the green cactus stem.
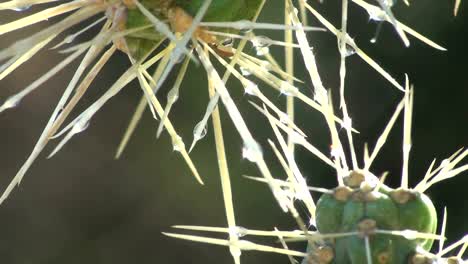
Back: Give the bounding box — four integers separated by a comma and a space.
122, 0, 263, 59
305, 170, 439, 264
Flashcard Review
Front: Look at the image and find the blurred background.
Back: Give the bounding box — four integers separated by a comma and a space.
0, 1, 467, 263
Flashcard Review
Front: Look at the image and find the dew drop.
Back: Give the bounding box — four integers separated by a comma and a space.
72, 118, 90, 134
12, 4, 31, 11
343, 116, 352, 131
252, 36, 272, 56
314, 88, 328, 103
440, 159, 450, 168
233, 226, 248, 238
172, 135, 185, 152
256, 47, 269, 56
344, 44, 356, 57
367, 7, 387, 22
193, 121, 208, 140
259, 60, 272, 70
0, 96, 21, 112
239, 66, 252, 76
242, 141, 263, 162
239, 27, 253, 35
330, 144, 342, 159
279, 81, 298, 96
166, 87, 179, 103
401, 230, 418, 240
383, 0, 396, 7
243, 81, 258, 96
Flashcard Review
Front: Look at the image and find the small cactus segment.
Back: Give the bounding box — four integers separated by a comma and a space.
305, 170, 438, 264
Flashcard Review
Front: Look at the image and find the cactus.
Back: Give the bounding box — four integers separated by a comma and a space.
309, 170, 439, 264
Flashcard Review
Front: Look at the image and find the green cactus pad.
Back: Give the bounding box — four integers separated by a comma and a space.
316, 192, 346, 234
123, 0, 263, 59
173, 0, 263, 23
308, 171, 438, 264
346, 234, 394, 264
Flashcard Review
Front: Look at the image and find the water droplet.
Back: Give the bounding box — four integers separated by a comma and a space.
256, 47, 269, 56
243, 81, 258, 96
172, 135, 185, 152
367, 7, 387, 22
64, 36, 75, 45
314, 88, 328, 103
440, 159, 450, 168
383, 0, 395, 7
279, 81, 298, 96
239, 66, 251, 76
251, 36, 271, 56
242, 141, 263, 162
12, 4, 31, 11
166, 87, 179, 103
344, 44, 356, 57
259, 60, 271, 69
230, 226, 248, 238
401, 230, 418, 240
193, 121, 208, 140
72, 118, 90, 134
343, 116, 352, 131
239, 27, 253, 35
330, 144, 342, 159
0, 96, 21, 112
251, 36, 271, 48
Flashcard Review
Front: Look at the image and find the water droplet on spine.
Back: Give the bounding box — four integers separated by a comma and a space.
251, 36, 272, 56
172, 135, 185, 152
72, 118, 90, 134
367, 7, 387, 22
239, 66, 251, 76
242, 141, 263, 162
233, 226, 248, 237
193, 121, 208, 140
344, 44, 356, 57
243, 81, 257, 96
12, 5, 31, 11
279, 81, 298, 96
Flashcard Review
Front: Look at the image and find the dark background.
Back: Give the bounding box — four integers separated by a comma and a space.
0, 1, 467, 263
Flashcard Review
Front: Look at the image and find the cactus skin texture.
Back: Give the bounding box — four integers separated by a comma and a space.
123, 0, 263, 59
173, 0, 263, 23
304, 170, 438, 264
